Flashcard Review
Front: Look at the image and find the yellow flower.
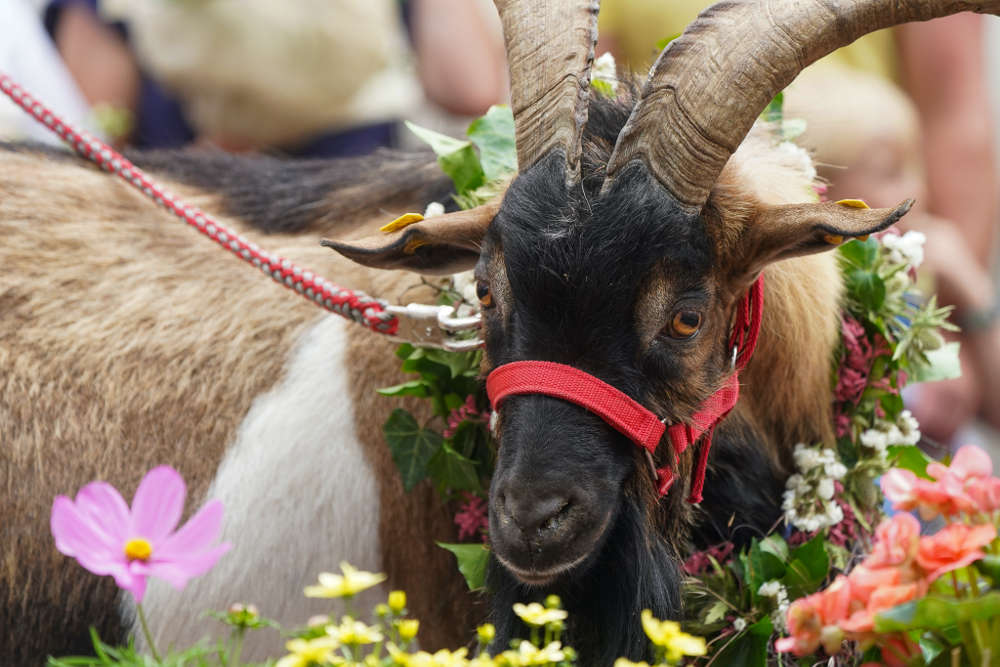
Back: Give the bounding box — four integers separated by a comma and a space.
640, 610, 707, 663
399, 619, 420, 641
275, 636, 339, 667
389, 590, 407, 613
476, 623, 496, 644
329, 616, 384, 645
614, 660, 651, 667
304, 562, 387, 598
390, 644, 470, 667
504, 640, 565, 666
512, 602, 568, 627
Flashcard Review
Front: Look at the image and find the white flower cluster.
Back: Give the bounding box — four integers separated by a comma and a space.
858, 409, 921, 462
881, 230, 926, 270
782, 443, 846, 533
592, 52, 618, 94
757, 580, 790, 632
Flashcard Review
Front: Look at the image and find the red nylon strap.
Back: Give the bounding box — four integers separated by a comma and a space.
485, 275, 765, 505
486, 361, 666, 452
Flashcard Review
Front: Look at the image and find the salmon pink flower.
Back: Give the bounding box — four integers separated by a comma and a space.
866, 513, 920, 569
915, 522, 996, 581
926, 444, 993, 482
51, 465, 230, 602
776, 575, 851, 656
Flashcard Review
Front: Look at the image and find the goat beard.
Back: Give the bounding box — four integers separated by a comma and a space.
485, 492, 683, 665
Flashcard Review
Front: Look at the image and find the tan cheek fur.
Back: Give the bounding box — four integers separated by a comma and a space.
708, 123, 841, 471
0, 152, 472, 658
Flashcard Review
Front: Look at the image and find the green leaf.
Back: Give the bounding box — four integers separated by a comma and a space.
919, 633, 946, 663
838, 237, 879, 269
975, 554, 1000, 584
438, 144, 486, 195
438, 542, 490, 591
376, 379, 430, 398
874, 592, 1000, 633
712, 616, 772, 666
655, 33, 681, 50
428, 442, 481, 493
383, 409, 443, 492
759, 535, 790, 563
404, 121, 486, 196
742, 539, 787, 601
780, 533, 830, 599
591, 79, 615, 97
422, 348, 478, 379
466, 105, 517, 182
846, 268, 886, 312
704, 600, 728, 625
887, 444, 933, 480
880, 391, 904, 421
911, 341, 962, 383
405, 120, 470, 156
763, 91, 783, 123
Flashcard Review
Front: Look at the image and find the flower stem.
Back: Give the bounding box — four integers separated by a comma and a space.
228, 628, 245, 667
136, 603, 161, 663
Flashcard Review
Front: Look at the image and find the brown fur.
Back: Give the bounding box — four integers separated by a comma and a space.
0, 150, 472, 661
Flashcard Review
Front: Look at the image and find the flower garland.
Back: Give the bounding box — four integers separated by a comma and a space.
377, 79, 968, 664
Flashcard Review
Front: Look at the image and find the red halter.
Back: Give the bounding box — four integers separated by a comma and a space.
486, 276, 765, 504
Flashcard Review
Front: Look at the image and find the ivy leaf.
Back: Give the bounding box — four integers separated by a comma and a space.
438, 542, 490, 591
383, 409, 443, 492
466, 105, 517, 182
742, 538, 787, 602
376, 379, 430, 398
404, 121, 486, 196
887, 444, 933, 480
874, 592, 1000, 632
428, 442, 481, 493
780, 533, 829, 599
838, 237, 879, 269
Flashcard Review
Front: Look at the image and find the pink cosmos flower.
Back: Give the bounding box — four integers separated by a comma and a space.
51, 465, 231, 602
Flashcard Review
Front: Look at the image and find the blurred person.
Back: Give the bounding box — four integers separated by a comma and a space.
599, 2, 1000, 445
44, 0, 505, 154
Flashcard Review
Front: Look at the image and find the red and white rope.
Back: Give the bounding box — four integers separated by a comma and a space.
0, 72, 399, 335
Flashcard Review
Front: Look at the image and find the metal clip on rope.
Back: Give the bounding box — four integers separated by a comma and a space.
386, 304, 483, 351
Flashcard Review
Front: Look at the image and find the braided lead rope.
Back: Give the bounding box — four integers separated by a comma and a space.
0, 72, 399, 335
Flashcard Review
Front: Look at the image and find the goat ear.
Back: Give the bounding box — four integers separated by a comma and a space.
322, 200, 499, 275
740, 198, 913, 272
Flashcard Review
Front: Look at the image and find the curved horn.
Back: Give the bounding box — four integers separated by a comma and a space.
606, 0, 1000, 210
494, 0, 600, 184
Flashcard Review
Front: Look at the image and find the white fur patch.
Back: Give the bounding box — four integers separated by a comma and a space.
129, 316, 384, 657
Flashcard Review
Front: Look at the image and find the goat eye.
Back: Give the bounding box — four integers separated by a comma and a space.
476, 280, 493, 308
668, 310, 702, 338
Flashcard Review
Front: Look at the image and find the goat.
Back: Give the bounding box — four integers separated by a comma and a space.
3, 0, 997, 664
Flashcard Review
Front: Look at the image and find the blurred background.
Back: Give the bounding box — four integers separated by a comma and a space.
2, 0, 1000, 463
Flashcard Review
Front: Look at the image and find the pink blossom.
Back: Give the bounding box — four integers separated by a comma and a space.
682, 541, 735, 576
51, 465, 230, 602
915, 522, 996, 581
454, 492, 488, 542
866, 513, 920, 568
834, 411, 851, 439
835, 367, 868, 404
926, 444, 993, 482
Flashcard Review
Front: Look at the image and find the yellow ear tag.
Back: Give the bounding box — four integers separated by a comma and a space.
403, 238, 429, 255
835, 199, 870, 209
823, 234, 844, 245
380, 213, 424, 233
